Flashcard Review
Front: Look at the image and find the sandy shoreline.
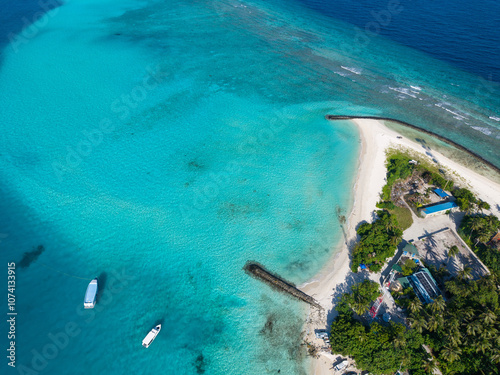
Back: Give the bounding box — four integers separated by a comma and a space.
301, 118, 500, 375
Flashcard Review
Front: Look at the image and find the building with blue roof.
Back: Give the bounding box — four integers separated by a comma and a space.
433, 188, 449, 199
421, 201, 458, 217
407, 268, 441, 304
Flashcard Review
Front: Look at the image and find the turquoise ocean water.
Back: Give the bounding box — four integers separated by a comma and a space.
0, 0, 499, 374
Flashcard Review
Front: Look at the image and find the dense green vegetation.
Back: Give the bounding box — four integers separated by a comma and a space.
351, 210, 403, 272
406, 275, 500, 374
330, 283, 432, 375
392, 286, 418, 310
453, 187, 477, 211
381, 153, 416, 201
343, 280, 380, 315
459, 214, 500, 275
376, 201, 396, 210
452, 187, 491, 212
331, 275, 500, 374
401, 258, 418, 276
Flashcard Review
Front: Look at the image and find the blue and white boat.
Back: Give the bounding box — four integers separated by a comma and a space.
84, 278, 98, 309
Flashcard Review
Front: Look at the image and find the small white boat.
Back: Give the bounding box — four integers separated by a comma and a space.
142, 324, 161, 348
84, 278, 98, 309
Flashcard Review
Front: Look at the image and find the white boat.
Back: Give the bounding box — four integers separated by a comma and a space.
83, 278, 98, 309
142, 324, 161, 348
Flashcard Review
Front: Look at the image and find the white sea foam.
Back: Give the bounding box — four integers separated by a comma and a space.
434, 103, 467, 120
471, 126, 492, 136
334, 71, 348, 77
340, 66, 362, 75
489, 116, 500, 121
388, 87, 417, 98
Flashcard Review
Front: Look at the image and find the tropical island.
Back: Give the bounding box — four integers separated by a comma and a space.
301, 118, 500, 375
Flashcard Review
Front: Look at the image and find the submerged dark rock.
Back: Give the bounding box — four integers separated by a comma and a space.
260, 314, 275, 335
19, 245, 45, 269
194, 353, 206, 374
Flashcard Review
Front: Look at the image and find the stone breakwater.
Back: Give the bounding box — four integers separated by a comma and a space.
244, 262, 322, 309
325, 115, 500, 175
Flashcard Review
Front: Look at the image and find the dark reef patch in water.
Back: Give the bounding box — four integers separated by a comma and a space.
19, 245, 44, 268
256, 295, 308, 374
194, 353, 206, 374
188, 159, 205, 170
260, 313, 276, 336
218, 199, 267, 220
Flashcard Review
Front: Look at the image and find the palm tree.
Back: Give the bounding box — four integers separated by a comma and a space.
447, 245, 460, 264
477, 230, 492, 245
350, 301, 368, 316
475, 339, 491, 354
441, 345, 462, 363
494, 331, 500, 347
429, 295, 446, 313
480, 311, 496, 325
389, 234, 401, 247
408, 298, 422, 314
445, 332, 462, 347
469, 218, 481, 240
462, 306, 475, 321
458, 266, 472, 280
446, 318, 460, 332
427, 316, 439, 332
481, 327, 498, 340
491, 349, 500, 364
466, 320, 483, 337
408, 317, 427, 334
477, 200, 490, 212
422, 359, 438, 374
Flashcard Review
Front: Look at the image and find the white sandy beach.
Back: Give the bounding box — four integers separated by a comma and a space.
301, 118, 500, 375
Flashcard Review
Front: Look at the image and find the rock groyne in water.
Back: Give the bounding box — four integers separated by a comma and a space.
244, 262, 322, 309
325, 114, 500, 175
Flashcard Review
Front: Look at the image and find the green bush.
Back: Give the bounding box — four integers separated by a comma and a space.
344, 280, 380, 315
368, 263, 383, 272
351, 210, 403, 272
453, 187, 477, 211
376, 201, 396, 210
386, 155, 415, 184
381, 184, 392, 201
401, 258, 418, 276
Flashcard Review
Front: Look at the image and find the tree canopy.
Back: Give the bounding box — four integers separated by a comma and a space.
351, 210, 403, 272
453, 187, 477, 211
407, 275, 500, 374
330, 283, 430, 374
344, 280, 380, 315
459, 214, 500, 275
